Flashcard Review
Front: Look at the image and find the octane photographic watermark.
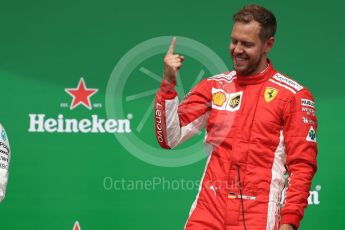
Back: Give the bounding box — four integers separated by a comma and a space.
103, 176, 247, 192
103, 176, 200, 191
105, 36, 230, 167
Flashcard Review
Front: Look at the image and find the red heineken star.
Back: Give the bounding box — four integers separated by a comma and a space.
73, 221, 81, 230
65, 78, 98, 110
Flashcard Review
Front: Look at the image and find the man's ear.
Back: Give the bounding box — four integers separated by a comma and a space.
264, 36, 275, 53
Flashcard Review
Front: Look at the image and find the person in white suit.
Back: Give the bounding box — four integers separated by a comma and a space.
0, 123, 10, 202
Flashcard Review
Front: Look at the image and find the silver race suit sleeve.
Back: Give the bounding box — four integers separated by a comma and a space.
0, 123, 10, 202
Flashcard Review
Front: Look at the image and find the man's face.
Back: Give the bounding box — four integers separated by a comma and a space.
230, 21, 271, 75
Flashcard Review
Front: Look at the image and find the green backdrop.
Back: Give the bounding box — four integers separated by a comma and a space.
0, 0, 343, 229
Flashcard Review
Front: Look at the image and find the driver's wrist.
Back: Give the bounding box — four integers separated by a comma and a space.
163, 74, 175, 84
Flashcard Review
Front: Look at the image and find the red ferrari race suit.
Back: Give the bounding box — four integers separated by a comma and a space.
154, 62, 318, 230
0, 123, 11, 202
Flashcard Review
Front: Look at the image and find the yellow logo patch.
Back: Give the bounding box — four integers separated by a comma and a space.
264, 87, 278, 103
212, 91, 226, 107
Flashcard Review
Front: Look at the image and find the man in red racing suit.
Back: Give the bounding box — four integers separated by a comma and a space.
154, 4, 317, 230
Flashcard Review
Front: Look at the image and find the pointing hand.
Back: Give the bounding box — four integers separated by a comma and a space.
163, 36, 185, 83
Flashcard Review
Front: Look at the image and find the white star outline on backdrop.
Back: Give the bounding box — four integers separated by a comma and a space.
125, 67, 206, 133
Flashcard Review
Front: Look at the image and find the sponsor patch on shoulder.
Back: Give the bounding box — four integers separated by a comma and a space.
301, 99, 315, 108
306, 126, 317, 142
1, 129, 7, 142
302, 107, 315, 115
273, 73, 303, 91
302, 116, 317, 125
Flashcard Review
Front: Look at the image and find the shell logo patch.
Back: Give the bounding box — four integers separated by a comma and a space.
212, 91, 226, 107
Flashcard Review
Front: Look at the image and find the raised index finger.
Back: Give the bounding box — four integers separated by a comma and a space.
167, 36, 176, 55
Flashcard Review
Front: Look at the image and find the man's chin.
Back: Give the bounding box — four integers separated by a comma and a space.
233, 65, 247, 75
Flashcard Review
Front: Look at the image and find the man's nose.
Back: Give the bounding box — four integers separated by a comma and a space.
233, 44, 244, 55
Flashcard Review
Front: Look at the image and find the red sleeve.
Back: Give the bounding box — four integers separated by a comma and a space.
280, 89, 318, 229
154, 79, 211, 149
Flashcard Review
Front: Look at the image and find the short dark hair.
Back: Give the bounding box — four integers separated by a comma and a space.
233, 4, 277, 41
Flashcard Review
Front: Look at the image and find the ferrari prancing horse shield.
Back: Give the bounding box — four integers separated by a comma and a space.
264, 87, 278, 103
